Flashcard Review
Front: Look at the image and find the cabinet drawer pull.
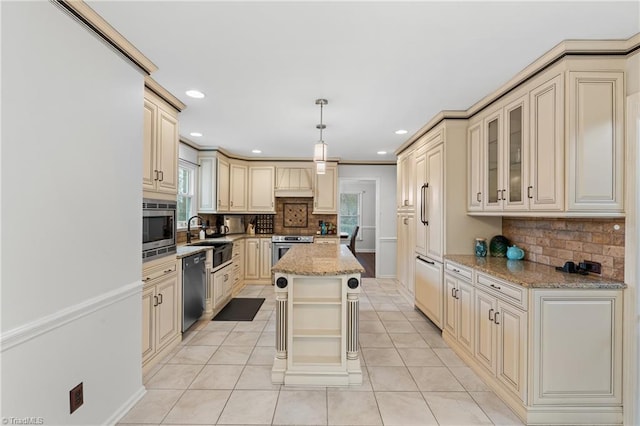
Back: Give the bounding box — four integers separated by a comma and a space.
527, 186, 533, 199
494, 311, 500, 325
144, 277, 151, 282
490, 283, 502, 290
158, 293, 163, 304
163, 269, 173, 274
476, 192, 481, 203
452, 268, 460, 273
488, 308, 494, 321
153, 295, 158, 307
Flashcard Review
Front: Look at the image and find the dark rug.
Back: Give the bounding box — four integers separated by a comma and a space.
212, 298, 265, 321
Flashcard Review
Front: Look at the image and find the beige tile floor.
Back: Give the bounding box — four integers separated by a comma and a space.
119, 278, 524, 425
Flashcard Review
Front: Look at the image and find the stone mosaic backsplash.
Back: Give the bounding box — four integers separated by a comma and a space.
502, 218, 625, 281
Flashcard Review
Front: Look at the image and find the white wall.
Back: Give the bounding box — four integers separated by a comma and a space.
339, 180, 376, 252
1, 2, 144, 423
624, 49, 640, 426
338, 164, 396, 278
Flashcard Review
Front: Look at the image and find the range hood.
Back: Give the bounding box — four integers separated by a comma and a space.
275, 167, 314, 197
274, 188, 314, 197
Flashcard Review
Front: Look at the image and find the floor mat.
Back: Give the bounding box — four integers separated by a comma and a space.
212, 297, 265, 321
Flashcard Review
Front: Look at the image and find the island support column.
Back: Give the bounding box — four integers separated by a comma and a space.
346, 278, 362, 384
271, 277, 288, 383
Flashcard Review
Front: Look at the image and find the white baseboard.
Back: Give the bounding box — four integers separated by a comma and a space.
103, 385, 146, 426
1, 280, 142, 352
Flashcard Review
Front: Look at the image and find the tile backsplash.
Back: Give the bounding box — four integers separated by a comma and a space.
502, 218, 625, 281
273, 197, 337, 236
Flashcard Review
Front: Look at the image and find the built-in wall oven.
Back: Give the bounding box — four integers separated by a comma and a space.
143, 198, 176, 262
271, 235, 314, 266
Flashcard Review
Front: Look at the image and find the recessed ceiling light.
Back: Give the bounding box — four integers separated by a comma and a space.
377, 151, 387, 155
252, 149, 262, 154
185, 89, 205, 99
395, 129, 408, 135
190, 132, 203, 137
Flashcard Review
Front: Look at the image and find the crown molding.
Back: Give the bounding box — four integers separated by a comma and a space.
144, 76, 186, 112
53, 0, 157, 75
395, 33, 640, 156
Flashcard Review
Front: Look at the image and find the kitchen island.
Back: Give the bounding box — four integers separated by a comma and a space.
271, 243, 364, 386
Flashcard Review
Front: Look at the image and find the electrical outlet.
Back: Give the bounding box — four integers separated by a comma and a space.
69, 382, 83, 414
580, 260, 602, 274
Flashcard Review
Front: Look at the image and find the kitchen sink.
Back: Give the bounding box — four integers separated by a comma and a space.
189, 240, 227, 247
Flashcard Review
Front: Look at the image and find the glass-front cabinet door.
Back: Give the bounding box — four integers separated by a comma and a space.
483, 109, 502, 210
503, 94, 528, 210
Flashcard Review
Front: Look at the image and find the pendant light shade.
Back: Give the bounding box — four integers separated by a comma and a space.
313, 99, 328, 174
314, 140, 327, 162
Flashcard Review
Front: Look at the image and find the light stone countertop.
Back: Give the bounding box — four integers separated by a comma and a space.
272, 243, 365, 276
445, 255, 626, 289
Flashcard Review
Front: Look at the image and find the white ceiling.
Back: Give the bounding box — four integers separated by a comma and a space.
89, 1, 639, 162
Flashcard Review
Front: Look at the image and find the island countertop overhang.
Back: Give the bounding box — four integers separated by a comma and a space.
271, 243, 365, 276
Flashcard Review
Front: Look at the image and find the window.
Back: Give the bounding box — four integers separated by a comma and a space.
177, 160, 197, 229
339, 192, 361, 239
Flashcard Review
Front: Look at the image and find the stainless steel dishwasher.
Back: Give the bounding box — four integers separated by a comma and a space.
182, 252, 206, 332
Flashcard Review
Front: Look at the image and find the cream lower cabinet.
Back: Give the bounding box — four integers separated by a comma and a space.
443, 264, 474, 354
142, 258, 180, 373
245, 237, 272, 284
213, 263, 233, 312
232, 239, 245, 295
414, 256, 443, 329
442, 261, 623, 425
396, 213, 415, 295
474, 288, 527, 402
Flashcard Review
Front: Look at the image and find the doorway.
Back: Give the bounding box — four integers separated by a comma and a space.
339, 178, 378, 278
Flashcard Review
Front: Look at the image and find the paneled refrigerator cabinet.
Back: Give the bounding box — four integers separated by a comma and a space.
407, 120, 501, 328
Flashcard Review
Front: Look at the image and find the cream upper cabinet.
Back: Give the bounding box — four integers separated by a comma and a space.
143, 93, 179, 196
467, 120, 484, 211
229, 161, 248, 212
567, 71, 624, 213
313, 163, 338, 214
198, 153, 230, 213
397, 150, 415, 210
480, 92, 529, 212
528, 72, 564, 211
468, 58, 624, 216
217, 157, 230, 212
249, 166, 275, 212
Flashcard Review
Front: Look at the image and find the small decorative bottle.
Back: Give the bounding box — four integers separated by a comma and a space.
475, 238, 487, 257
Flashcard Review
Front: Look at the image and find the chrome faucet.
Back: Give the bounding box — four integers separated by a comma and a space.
186, 215, 204, 244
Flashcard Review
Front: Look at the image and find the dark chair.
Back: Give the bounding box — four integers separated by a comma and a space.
349, 226, 359, 255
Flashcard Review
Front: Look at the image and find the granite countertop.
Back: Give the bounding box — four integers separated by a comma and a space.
272, 243, 365, 276
445, 255, 626, 290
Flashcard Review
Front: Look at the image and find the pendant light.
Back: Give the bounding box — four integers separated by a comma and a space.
314, 99, 328, 174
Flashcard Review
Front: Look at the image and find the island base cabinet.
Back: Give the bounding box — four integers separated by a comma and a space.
272, 273, 362, 386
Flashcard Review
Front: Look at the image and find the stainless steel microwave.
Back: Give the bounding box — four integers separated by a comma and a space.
142, 199, 177, 262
